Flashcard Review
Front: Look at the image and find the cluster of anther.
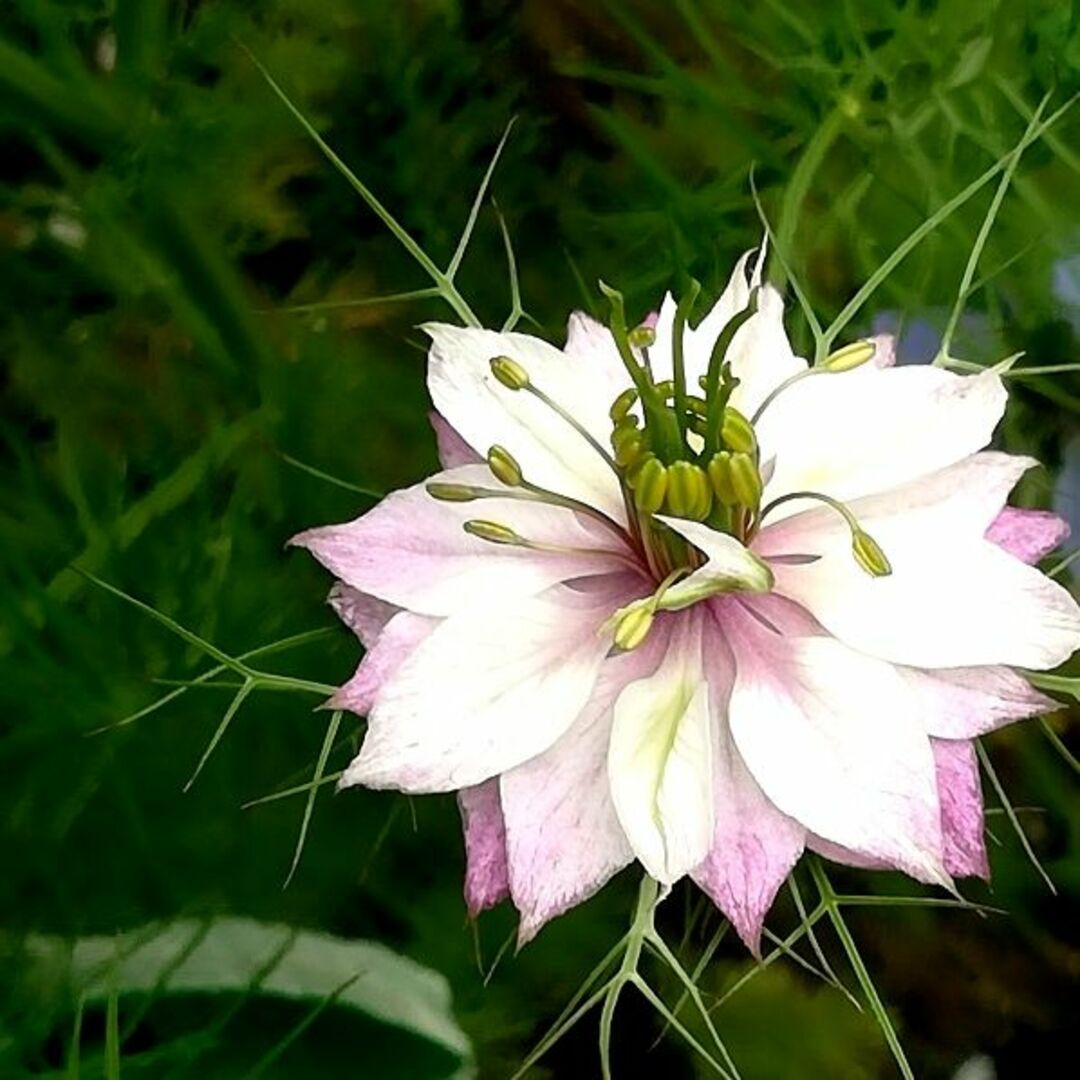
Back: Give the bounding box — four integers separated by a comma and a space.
427, 282, 892, 615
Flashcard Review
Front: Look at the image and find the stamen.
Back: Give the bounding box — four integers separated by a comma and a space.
757, 490, 892, 578
665, 461, 712, 521
750, 338, 877, 425
608, 568, 689, 651
463, 518, 642, 572
489, 355, 619, 472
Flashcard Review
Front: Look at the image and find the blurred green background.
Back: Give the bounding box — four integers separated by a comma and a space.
1, 1, 1079, 1077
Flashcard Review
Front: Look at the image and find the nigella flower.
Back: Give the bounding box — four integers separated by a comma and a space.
293, 249, 1080, 953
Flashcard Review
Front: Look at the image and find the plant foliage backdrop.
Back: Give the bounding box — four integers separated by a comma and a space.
1, 1, 1078, 1077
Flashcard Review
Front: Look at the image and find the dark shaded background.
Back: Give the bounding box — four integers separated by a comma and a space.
1, 1, 1079, 1077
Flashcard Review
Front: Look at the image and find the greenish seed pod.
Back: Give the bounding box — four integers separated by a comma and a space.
633, 458, 669, 514
721, 407, 757, 455
707, 451, 738, 506
609, 387, 639, 422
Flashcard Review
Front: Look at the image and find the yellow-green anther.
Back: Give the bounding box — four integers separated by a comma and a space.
611, 421, 643, 457
666, 461, 711, 520
728, 452, 763, 508
426, 482, 482, 502
613, 603, 654, 651
707, 451, 738, 506
627, 324, 656, 349
687, 397, 708, 417
720, 407, 757, 455
609, 387, 639, 422
463, 520, 520, 545
490, 355, 530, 391
626, 451, 657, 488
634, 458, 668, 513
487, 445, 523, 487
851, 529, 892, 577
823, 339, 876, 373
654, 380, 675, 399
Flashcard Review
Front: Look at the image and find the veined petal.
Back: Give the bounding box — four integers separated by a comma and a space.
430, 410, 481, 468
608, 613, 714, 884
933, 739, 989, 879
986, 507, 1069, 564
691, 612, 806, 955
759, 453, 1080, 669
897, 665, 1055, 739
501, 638, 668, 944
293, 464, 633, 617
425, 323, 626, 519
329, 610, 435, 715
756, 365, 1007, 516
341, 581, 628, 793
458, 780, 510, 916
657, 516, 775, 602
328, 582, 398, 649
724, 604, 949, 887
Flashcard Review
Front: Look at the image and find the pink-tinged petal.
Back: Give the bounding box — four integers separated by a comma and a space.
897, 665, 1056, 739
691, 613, 806, 955
723, 602, 949, 887
458, 780, 510, 916
501, 638, 668, 944
757, 366, 1006, 518
342, 579, 636, 793
292, 464, 634, 617
811, 739, 990, 880
608, 612, 714, 884
933, 739, 989, 880
759, 452, 1080, 670
425, 323, 627, 519
329, 610, 436, 715
429, 411, 481, 468
986, 507, 1069, 564
868, 333, 896, 368
564, 311, 629, 389
328, 582, 398, 648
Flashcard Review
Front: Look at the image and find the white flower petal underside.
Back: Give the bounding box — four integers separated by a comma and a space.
500, 633, 670, 944
724, 604, 949, 886
293, 464, 634, 617
657, 516, 775, 601
759, 453, 1080, 669
341, 581, 629, 793
608, 613, 714, 884
426, 323, 627, 519
756, 365, 1007, 518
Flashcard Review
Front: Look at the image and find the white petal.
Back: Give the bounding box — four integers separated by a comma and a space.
724, 604, 949, 886
608, 614, 713, 883
293, 464, 635, 617
657, 516, 775, 602
756, 365, 1007, 517
758, 453, 1080, 669
342, 580, 633, 793
500, 640, 667, 943
425, 323, 627, 519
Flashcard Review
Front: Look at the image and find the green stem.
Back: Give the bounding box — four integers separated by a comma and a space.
672, 281, 701, 449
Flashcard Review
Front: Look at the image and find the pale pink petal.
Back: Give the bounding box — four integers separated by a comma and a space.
342, 579, 639, 793
329, 610, 436, 715
810, 738, 990, 880
691, 611, 806, 955
501, 636, 669, 944
292, 464, 635, 617
429, 411, 481, 468
458, 780, 510, 916
759, 453, 1080, 670
564, 311, 629, 391
756, 367, 1006, 519
328, 582, 398, 648
723, 602, 949, 886
425, 323, 627, 519
933, 738, 989, 879
897, 664, 1055, 739
986, 507, 1069, 564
